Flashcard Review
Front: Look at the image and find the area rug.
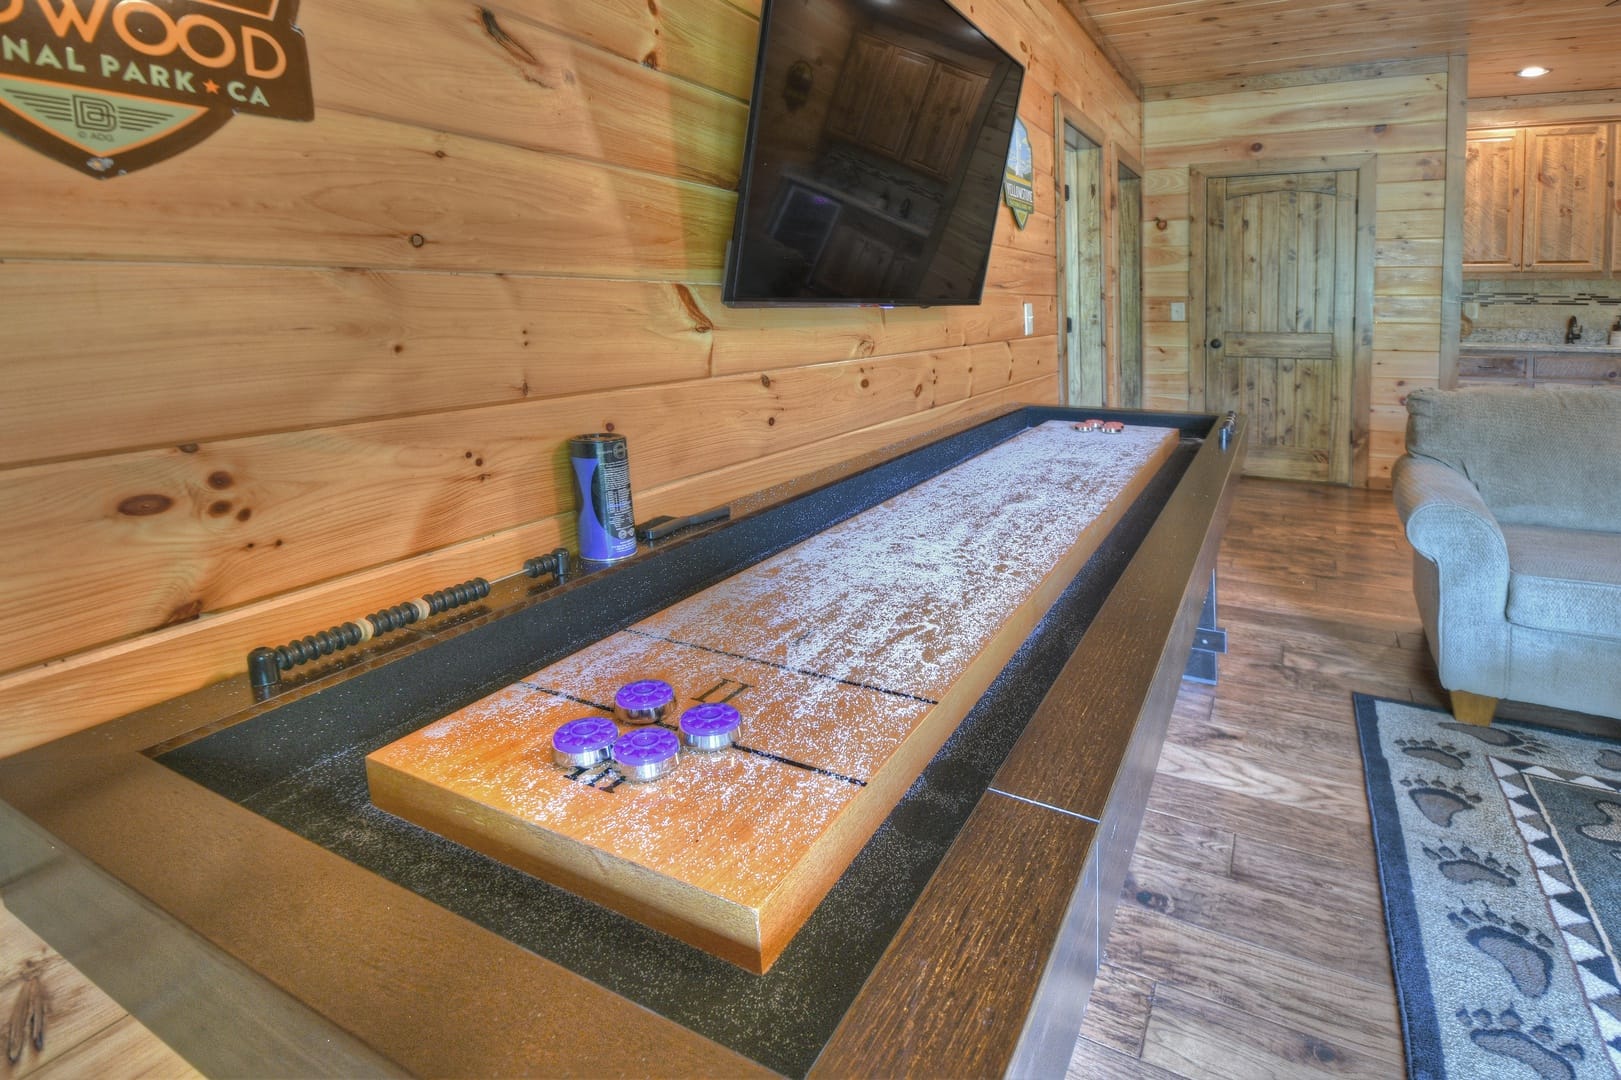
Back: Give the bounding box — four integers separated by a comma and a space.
1356, 693, 1621, 1080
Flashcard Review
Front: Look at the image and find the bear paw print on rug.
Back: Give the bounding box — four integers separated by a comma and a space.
1454, 1006, 1586, 1080
1448, 904, 1556, 997
1394, 737, 1473, 770
1423, 842, 1520, 888
1401, 775, 1484, 827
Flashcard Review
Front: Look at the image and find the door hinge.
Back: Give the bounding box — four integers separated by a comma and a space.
1066, 316, 1074, 333
1064, 183, 1071, 201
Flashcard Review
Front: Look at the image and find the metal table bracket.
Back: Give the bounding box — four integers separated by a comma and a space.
1183, 569, 1227, 685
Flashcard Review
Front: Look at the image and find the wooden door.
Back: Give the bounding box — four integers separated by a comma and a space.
1061, 125, 1104, 407
1523, 124, 1609, 274
1463, 129, 1524, 271
1203, 171, 1356, 484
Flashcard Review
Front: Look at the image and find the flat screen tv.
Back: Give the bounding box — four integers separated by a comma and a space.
722, 0, 1026, 307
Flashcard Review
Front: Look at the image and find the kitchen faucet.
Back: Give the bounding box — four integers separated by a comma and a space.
1566, 316, 1583, 344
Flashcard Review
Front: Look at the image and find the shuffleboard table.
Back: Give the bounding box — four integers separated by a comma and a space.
0, 404, 1244, 1079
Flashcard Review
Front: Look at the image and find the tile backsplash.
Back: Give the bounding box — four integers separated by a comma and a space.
1463, 277, 1621, 343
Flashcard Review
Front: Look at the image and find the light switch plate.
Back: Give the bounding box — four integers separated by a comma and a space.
1170, 302, 1186, 322
1023, 302, 1034, 335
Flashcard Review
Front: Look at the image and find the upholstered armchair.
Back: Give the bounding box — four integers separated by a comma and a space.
1391, 386, 1621, 725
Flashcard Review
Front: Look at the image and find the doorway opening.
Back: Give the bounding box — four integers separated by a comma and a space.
1060, 121, 1105, 407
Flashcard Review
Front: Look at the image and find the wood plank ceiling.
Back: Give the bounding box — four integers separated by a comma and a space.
1061, 0, 1621, 98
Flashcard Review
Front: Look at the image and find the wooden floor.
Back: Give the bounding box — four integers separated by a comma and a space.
1068, 476, 1434, 1079
1, 476, 1426, 1078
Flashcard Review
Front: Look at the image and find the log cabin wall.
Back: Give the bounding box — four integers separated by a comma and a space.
1140, 61, 1456, 486
0, 0, 1139, 758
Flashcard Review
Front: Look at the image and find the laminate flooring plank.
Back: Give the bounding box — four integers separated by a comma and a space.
1138, 773, 1371, 866
1154, 741, 1370, 818
1068, 1037, 1186, 1080
1075, 962, 1157, 1058
1073, 475, 1419, 1080
1101, 905, 1404, 1065
1129, 809, 1236, 877
1139, 985, 1388, 1080
1228, 834, 1384, 921
1121, 853, 1392, 984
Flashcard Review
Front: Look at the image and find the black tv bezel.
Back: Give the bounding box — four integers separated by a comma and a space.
720, 0, 1026, 309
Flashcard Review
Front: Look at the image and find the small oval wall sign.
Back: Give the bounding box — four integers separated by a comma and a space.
0, 0, 314, 178
1003, 116, 1034, 229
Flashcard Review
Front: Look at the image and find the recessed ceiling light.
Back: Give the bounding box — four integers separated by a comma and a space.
1517, 66, 1551, 78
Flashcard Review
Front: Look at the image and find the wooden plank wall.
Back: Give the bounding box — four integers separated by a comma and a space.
0, 0, 1139, 758
1140, 61, 1453, 487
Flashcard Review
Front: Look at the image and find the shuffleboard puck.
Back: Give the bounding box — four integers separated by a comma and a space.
1073, 419, 1104, 432
551, 716, 619, 769
613, 727, 680, 782
679, 702, 742, 752
615, 679, 675, 725
1102, 421, 1125, 434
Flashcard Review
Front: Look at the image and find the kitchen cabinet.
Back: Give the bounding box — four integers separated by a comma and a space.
1458, 350, 1621, 387
1463, 130, 1523, 271
1463, 124, 1612, 274
1523, 125, 1610, 272
825, 32, 988, 180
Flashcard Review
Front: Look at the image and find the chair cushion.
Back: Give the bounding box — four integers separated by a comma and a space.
1503, 524, 1621, 643
1405, 386, 1621, 531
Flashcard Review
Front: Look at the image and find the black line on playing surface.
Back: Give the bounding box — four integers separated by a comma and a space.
731, 744, 867, 787
621, 628, 939, 706
520, 687, 868, 788
519, 684, 613, 712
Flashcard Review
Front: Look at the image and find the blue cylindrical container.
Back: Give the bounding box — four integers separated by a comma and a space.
569, 433, 637, 563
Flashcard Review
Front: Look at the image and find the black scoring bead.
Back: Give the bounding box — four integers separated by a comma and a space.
274, 622, 355, 668
366, 602, 419, 634
423, 578, 489, 614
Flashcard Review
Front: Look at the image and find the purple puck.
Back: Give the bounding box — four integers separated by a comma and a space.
551, 716, 618, 768
612, 727, 680, 782
614, 679, 675, 725
679, 702, 742, 752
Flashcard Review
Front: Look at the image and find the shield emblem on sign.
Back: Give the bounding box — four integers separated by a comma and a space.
0, 0, 314, 178
1003, 117, 1034, 229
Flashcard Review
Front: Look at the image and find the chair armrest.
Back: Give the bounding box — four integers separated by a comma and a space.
1393, 455, 1508, 563
1391, 455, 1511, 695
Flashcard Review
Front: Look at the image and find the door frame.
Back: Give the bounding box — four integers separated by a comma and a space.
1113, 148, 1145, 407
1054, 96, 1111, 407
1188, 155, 1376, 487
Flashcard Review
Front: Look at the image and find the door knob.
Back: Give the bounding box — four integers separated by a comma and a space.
1209, 338, 1222, 349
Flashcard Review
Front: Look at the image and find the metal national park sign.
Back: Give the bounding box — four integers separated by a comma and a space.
0, 0, 313, 178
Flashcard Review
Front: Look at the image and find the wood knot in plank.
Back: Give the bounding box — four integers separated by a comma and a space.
164, 599, 205, 627
479, 8, 559, 89
673, 284, 713, 334
118, 493, 173, 516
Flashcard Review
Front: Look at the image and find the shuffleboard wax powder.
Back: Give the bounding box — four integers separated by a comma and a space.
569, 433, 637, 563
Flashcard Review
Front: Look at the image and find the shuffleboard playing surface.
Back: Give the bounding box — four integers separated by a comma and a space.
366, 421, 1178, 972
